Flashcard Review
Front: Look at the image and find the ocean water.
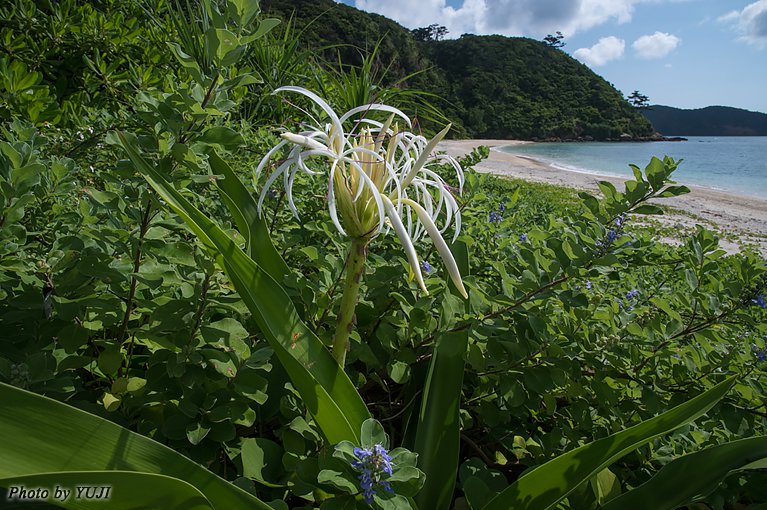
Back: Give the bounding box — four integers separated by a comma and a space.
499, 137, 767, 199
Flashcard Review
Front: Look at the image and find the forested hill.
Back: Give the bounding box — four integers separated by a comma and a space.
262, 0, 656, 141
642, 106, 767, 136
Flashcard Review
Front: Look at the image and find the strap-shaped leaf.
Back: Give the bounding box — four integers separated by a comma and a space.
1, 471, 214, 510
116, 132, 369, 444
600, 436, 767, 510
482, 376, 737, 510
414, 241, 470, 510
0, 383, 270, 510
207, 150, 290, 280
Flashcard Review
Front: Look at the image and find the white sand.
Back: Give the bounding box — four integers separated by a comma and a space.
439, 139, 767, 255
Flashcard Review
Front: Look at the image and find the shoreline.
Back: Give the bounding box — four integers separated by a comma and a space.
438, 139, 767, 255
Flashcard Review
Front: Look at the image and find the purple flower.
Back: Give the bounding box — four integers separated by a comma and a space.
351, 444, 395, 504
519, 233, 528, 242
585, 280, 592, 290
752, 294, 766, 309
626, 290, 639, 300
421, 260, 431, 273
499, 202, 506, 213
488, 211, 502, 223
615, 214, 626, 227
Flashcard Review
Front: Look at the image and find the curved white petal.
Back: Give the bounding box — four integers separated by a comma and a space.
274, 86, 344, 141
397, 198, 467, 299
401, 123, 452, 188
339, 104, 411, 127
382, 196, 427, 294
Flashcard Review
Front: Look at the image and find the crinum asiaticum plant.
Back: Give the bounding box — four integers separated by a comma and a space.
256, 86, 467, 365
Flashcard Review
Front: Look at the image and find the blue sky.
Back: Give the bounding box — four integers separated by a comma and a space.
336, 0, 767, 113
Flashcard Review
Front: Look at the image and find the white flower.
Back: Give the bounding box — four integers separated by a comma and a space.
255, 86, 467, 298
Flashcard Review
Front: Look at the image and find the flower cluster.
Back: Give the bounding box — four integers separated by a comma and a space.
256, 87, 467, 298
751, 344, 767, 362
597, 214, 627, 252
752, 294, 766, 309
421, 260, 432, 274
351, 444, 395, 504
487, 202, 505, 224
519, 233, 528, 242
619, 289, 640, 311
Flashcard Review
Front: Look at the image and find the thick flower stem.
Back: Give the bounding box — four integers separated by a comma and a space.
332, 237, 369, 366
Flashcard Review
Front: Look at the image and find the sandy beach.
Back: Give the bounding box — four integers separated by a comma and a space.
439, 139, 767, 254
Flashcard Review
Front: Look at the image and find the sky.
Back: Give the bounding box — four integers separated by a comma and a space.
335, 0, 767, 113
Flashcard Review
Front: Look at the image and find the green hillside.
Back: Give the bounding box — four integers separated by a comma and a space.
643, 105, 767, 136
262, 0, 656, 140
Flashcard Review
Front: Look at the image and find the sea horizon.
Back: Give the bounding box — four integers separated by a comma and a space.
498, 136, 767, 200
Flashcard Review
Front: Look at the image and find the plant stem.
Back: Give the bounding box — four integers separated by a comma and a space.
332, 237, 369, 366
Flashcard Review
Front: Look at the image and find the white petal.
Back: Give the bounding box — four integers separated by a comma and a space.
382, 196, 427, 294
401, 124, 452, 188
397, 198, 467, 299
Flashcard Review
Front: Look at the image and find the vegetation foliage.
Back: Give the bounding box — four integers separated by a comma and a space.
642, 105, 767, 136
1, 0, 766, 509
261, 0, 656, 140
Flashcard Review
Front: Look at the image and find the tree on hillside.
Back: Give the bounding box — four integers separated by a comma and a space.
627, 90, 650, 109
412, 24, 448, 42
543, 31, 565, 48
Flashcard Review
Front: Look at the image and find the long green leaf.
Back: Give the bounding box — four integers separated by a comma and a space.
207, 150, 290, 279
0, 383, 270, 510
482, 376, 737, 510
1, 471, 213, 510
117, 132, 369, 444
600, 436, 767, 510
413, 241, 470, 510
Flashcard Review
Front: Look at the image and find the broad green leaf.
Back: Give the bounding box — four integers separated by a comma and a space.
199, 127, 244, 148
0, 383, 271, 510
0, 471, 213, 510
482, 376, 737, 510
414, 241, 470, 510
600, 436, 767, 510
117, 132, 369, 444
241, 438, 285, 487
633, 204, 664, 215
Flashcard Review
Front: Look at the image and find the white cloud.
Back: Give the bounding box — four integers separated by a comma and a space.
352, 0, 644, 38
718, 0, 767, 48
632, 31, 681, 58
573, 36, 626, 66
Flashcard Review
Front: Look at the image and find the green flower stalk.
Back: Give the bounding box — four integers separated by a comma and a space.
256, 87, 466, 365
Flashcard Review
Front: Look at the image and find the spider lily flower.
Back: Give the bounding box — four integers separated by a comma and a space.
255, 86, 467, 299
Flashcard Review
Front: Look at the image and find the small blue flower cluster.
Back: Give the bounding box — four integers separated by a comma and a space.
619, 289, 639, 311
751, 344, 767, 362
585, 280, 592, 290
351, 445, 394, 504
752, 294, 766, 309
421, 260, 431, 274
488, 203, 506, 223
519, 233, 528, 242
597, 215, 628, 251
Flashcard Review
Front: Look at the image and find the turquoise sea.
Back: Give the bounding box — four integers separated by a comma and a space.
499, 137, 767, 199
